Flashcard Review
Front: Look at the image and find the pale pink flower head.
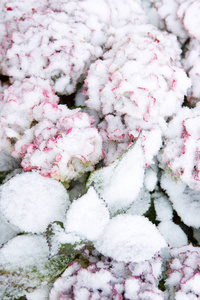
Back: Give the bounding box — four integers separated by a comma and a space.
84, 24, 191, 165
0, 77, 59, 151
12, 105, 104, 182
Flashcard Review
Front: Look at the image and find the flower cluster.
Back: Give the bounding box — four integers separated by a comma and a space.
166, 244, 200, 299
50, 248, 164, 300
11, 106, 104, 182
154, 0, 200, 40
84, 23, 191, 164
155, 0, 200, 104
0, 0, 146, 95
160, 103, 200, 191
0, 77, 59, 149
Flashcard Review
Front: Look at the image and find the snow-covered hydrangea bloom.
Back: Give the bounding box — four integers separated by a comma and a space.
11, 103, 104, 182
84, 23, 191, 164
166, 244, 200, 299
183, 38, 200, 104
154, 0, 200, 41
161, 104, 200, 191
50, 248, 164, 300
0, 77, 59, 152
0, 0, 146, 95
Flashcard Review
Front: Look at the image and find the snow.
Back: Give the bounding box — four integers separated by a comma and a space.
0, 213, 20, 247
87, 137, 145, 216
0, 234, 49, 269
94, 214, 167, 263
65, 187, 110, 241
158, 220, 188, 247
25, 286, 50, 300
11, 107, 104, 182
0, 0, 200, 298
84, 23, 191, 165
144, 168, 157, 191
161, 172, 200, 228
154, 193, 173, 221
0, 171, 70, 233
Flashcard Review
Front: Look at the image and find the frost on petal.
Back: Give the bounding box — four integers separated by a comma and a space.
0, 172, 70, 233
65, 187, 110, 241
94, 214, 167, 263
161, 172, 200, 228
87, 137, 145, 216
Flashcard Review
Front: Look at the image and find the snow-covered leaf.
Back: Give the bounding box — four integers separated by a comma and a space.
0, 234, 74, 298
0, 171, 70, 233
161, 172, 200, 228
86, 138, 145, 216
94, 214, 167, 263
65, 187, 110, 241
46, 221, 84, 258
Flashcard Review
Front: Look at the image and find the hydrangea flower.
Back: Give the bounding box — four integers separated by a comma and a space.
183, 38, 200, 104
160, 104, 200, 191
166, 244, 200, 299
11, 104, 104, 182
154, 0, 200, 104
0, 0, 146, 95
84, 23, 191, 165
0, 77, 59, 149
49, 248, 164, 300
154, 0, 200, 41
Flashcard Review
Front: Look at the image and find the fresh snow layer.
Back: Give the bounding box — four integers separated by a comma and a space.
0, 234, 49, 269
94, 214, 167, 263
87, 137, 145, 216
0, 213, 20, 247
0, 171, 70, 233
65, 187, 110, 241
158, 220, 188, 247
161, 172, 200, 228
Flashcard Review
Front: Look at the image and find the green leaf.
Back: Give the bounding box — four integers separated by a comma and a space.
46, 221, 85, 258
0, 234, 76, 298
